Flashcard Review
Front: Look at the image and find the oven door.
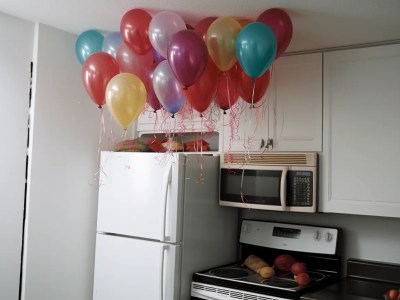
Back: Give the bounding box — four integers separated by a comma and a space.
219, 165, 288, 211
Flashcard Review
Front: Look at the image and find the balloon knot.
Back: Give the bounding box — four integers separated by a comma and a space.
171, 114, 175, 118
153, 109, 157, 113
200, 113, 203, 118
223, 110, 227, 115
98, 105, 102, 109
183, 86, 188, 91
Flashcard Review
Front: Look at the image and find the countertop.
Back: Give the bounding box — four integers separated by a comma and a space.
301, 277, 399, 300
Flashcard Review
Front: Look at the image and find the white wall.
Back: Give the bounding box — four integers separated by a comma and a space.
241, 210, 400, 272
0, 12, 34, 300
21, 23, 102, 300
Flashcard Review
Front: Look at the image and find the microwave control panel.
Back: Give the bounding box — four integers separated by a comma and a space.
287, 171, 313, 206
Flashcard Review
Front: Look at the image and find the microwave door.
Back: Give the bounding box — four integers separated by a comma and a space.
220, 166, 289, 211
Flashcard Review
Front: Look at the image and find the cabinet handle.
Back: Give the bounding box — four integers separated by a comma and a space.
266, 138, 273, 150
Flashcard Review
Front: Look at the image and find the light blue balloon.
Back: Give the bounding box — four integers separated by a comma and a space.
236, 22, 277, 79
75, 30, 104, 65
102, 32, 123, 58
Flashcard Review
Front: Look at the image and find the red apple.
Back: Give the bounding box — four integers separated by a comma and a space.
291, 262, 307, 275
274, 254, 297, 272
385, 289, 400, 300
295, 272, 310, 286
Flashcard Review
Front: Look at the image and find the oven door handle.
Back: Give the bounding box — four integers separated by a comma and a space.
280, 167, 288, 211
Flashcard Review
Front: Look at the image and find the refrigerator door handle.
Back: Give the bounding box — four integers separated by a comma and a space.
160, 163, 172, 242
160, 245, 169, 300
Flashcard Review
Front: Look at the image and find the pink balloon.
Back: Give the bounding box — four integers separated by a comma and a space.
143, 63, 162, 111
167, 30, 208, 88
257, 8, 293, 59
149, 11, 186, 59
152, 60, 186, 115
116, 42, 154, 78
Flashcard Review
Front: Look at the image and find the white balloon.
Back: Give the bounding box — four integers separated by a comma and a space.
149, 11, 186, 59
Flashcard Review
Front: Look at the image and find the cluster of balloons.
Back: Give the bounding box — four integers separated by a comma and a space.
76, 8, 293, 130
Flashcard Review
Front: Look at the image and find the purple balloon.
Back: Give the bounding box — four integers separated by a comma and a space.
152, 48, 165, 64
167, 30, 208, 88
102, 32, 123, 58
152, 60, 186, 115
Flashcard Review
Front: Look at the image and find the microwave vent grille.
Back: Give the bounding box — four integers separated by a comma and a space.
223, 152, 317, 166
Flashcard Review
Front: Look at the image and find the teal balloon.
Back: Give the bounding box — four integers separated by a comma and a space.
75, 30, 104, 65
236, 22, 277, 79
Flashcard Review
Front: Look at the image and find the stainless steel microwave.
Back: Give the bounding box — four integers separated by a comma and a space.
219, 152, 318, 212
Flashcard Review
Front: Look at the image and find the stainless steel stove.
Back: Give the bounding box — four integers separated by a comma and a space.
191, 220, 342, 300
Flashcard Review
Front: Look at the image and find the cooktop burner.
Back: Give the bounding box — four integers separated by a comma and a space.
263, 277, 299, 288
261, 272, 326, 289
209, 267, 252, 279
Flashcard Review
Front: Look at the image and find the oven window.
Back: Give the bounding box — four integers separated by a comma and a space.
220, 169, 282, 205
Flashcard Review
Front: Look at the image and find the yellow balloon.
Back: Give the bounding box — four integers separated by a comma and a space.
206, 16, 242, 72
106, 73, 147, 129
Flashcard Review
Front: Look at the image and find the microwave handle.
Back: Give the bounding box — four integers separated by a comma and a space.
280, 167, 288, 211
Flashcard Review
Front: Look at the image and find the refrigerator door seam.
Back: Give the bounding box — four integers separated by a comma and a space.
96, 232, 182, 245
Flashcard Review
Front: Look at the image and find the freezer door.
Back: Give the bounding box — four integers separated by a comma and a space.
97, 152, 183, 242
93, 234, 181, 300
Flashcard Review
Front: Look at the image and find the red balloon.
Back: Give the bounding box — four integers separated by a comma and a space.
232, 63, 271, 104
167, 30, 208, 88
142, 63, 162, 111
257, 8, 293, 59
216, 69, 239, 111
183, 58, 219, 114
116, 42, 154, 79
195, 17, 217, 42
120, 9, 152, 55
81, 52, 120, 107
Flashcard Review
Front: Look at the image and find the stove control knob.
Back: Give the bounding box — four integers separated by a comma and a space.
325, 232, 333, 242
242, 223, 252, 234
314, 230, 322, 241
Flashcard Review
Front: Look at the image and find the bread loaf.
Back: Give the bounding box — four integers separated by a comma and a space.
243, 255, 275, 278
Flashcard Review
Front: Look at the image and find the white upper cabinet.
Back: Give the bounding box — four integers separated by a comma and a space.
321, 44, 400, 218
137, 105, 222, 133
222, 53, 322, 152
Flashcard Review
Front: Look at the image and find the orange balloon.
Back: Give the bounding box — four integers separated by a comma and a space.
206, 17, 241, 72
237, 18, 252, 28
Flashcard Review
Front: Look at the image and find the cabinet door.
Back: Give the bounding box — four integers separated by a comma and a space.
321, 44, 400, 217
269, 53, 322, 151
137, 106, 222, 133
222, 53, 322, 152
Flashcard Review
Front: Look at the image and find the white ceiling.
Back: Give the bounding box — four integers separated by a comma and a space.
0, 0, 400, 52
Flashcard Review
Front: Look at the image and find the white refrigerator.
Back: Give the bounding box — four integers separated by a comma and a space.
93, 151, 238, 300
